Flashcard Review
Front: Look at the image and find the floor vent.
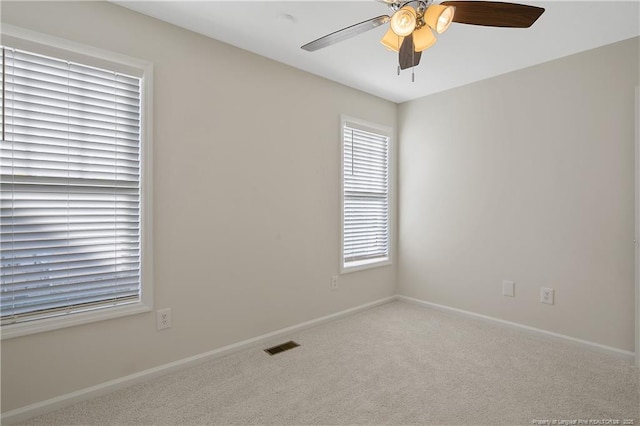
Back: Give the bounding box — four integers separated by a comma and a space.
264, 340, 300, 356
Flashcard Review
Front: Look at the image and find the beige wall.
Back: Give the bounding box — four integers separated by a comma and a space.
2, 0, 638, 416
0, 1, 397, 412
398, 37, 639, 352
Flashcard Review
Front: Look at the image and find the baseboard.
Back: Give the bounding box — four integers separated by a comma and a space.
396, 295, 636, 362
1, 295, 396, 425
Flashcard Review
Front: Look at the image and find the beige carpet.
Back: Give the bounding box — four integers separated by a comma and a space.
16, 301, 640, 425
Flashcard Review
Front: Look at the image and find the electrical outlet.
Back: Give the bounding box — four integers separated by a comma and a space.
540, 288, 554, 305
331, 276, 339, 291
157, 308, 171, 330
502, 280, 515, 297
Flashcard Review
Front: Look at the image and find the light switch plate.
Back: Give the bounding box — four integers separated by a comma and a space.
502, 280, 515, 297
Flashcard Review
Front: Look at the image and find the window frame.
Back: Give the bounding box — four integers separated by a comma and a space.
340, 115, 394, 274
0, 25, 154, 339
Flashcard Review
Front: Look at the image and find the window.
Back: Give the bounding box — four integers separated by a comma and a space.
0, 29, 153, 338
341, 116, 392, 272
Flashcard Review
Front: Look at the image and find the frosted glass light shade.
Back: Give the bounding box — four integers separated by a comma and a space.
380, 28, 404, 52
390, 6, 417, 36
424, 5, 455, 34
413, 26, 437, 52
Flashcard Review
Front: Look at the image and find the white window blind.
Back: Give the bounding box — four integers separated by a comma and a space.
0, 46, 142, 325
342, 120, 390, 269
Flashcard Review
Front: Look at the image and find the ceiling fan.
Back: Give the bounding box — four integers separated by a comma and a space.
301, 0, 545, 75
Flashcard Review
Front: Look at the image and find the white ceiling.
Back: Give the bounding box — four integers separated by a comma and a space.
113, 0, 640, 103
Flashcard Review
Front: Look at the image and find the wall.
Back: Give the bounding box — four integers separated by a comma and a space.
398, 37, 639, 352
0, 1, 397, 412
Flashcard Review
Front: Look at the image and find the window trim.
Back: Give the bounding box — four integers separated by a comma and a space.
340, 115, 394, 274
0, 24, 154, 340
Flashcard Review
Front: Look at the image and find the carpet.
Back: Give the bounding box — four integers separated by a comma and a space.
15, 301, 640, 425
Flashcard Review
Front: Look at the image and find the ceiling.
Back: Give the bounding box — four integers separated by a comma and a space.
112, 1, 640, 103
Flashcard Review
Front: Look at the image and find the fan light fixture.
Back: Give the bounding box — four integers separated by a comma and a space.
424, 4, 456, 34
380, 28, 404, 52
390, 6, 417, 37
301, 0, 545, 76
412, 26, 437, 52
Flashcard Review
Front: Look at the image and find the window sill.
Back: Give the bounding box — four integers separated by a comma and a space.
341, 257, 391, 274
0, 302, 152, 340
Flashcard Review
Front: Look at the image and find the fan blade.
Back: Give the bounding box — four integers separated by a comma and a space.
399, 34, 422, 70
441, 1, 544, 28
301, 15, 390, 51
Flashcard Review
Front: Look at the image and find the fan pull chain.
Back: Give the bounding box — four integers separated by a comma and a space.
411, 38, 416, 83
397, 65, 400, 76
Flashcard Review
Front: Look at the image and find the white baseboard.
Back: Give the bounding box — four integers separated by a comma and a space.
396, 295, 636, 362
1, 296, 396, 425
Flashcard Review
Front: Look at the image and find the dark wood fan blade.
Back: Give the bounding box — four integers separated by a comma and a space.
301, 15, 390, 51
399, 34, 422, 70
441, 1, 544, 28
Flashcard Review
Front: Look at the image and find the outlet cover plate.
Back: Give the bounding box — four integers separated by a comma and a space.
331, 276, 339, 291
157, 308, 171, 330
540, 288, 554, 305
